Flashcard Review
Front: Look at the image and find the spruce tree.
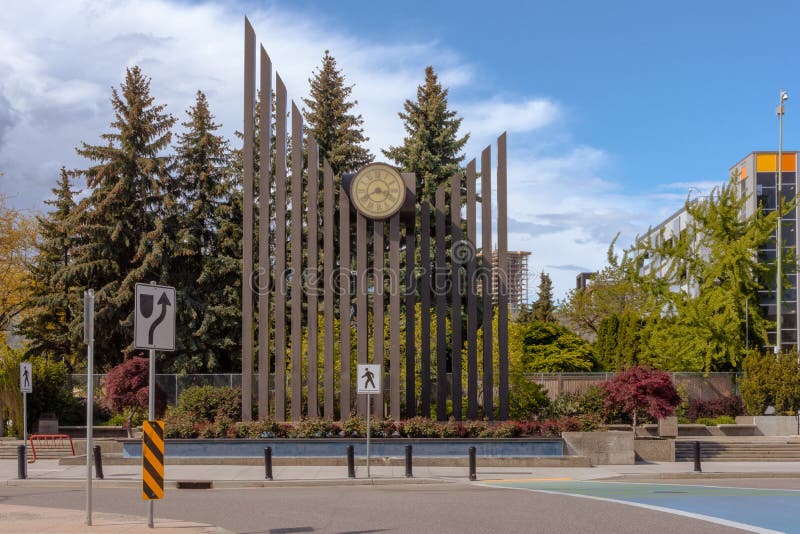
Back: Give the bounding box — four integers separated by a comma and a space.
68, 66, 175, 368
165, 91, 237, 372
18, 168, 81, 369
383, 66, 469, 200
532, 271, 556, 322
302, 51, 373, 176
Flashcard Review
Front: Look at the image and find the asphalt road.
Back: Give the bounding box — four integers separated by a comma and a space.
0, 483, 745, 533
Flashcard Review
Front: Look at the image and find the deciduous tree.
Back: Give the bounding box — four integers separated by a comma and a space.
602, 366, 680, 428
0, 195, 36, 338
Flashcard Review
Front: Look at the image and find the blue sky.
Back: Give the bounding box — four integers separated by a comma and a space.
2, 0, 800, 299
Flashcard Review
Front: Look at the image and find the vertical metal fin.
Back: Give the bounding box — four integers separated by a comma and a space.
274, 74, 287, 421
356, 213, 368, 416
307, 136, 320, 418
257, 45, 272, 420
290, 102, 303, 421
339, 181, 352, 418
481, 146, 493, 420
403, 173, 417, 418
435, 186, 447, 420
419, 201, 431, 417
389, 211, 401, 421
323, 161, 335, 419
450, 172, 463, 420
497, 133, 509, 420
373, 220, 385, 417
466, 160, 478, 419
241, 18, 256, 422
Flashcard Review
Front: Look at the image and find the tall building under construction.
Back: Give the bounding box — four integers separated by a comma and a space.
491, 250, 531, 316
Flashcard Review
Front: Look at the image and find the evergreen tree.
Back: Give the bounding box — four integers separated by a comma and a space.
383, 66, 469, 200
532, 271, 555, 322
18, 169, 82, 369
165, 91, 237, 372
303, 51, 373, 176
68, 66, 175, 368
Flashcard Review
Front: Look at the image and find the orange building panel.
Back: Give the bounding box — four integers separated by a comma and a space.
757, 154, 776, 172
783, 153, 796, 172
756, 153, 797, 173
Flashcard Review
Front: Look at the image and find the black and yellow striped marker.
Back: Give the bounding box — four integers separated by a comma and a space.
142, 420, 164, 500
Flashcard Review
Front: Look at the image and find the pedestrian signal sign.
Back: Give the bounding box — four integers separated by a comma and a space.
357, 364, 381, 394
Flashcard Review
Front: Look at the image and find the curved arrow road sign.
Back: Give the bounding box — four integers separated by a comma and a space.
135, 283, 176, 351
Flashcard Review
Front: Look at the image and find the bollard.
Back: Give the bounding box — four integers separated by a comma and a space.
693, 440, 702, 473
264, 447, 273, 480
347, 445, 356, 478
405, 444, 413, 478
17, 445, 26, 479
468, 446, 477, 481
93, 445, 104, 480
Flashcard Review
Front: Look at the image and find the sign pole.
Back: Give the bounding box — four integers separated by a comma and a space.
22, 391, 27, 446
148, 346, 155, 529
366, 394, 371, 478
84, 289, 94, 526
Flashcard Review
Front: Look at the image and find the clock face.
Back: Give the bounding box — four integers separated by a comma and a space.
350, 163, 407, 220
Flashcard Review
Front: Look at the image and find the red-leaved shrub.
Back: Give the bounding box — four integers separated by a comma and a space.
603, 366, 680, 428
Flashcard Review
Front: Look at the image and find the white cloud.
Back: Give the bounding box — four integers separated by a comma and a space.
460, 98, 560, 139
0, 0, 698, 302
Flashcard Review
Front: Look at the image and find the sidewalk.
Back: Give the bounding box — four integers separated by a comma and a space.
4, 458, 800, 532
0, 504, 225, 533
6, 457, 800, 486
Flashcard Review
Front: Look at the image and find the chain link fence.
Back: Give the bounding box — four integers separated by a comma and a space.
524, 372, 742, 401
69, 371, 742, 408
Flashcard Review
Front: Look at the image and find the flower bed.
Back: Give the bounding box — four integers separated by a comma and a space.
163, 414, 589, 439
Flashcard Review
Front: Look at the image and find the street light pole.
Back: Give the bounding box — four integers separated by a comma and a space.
776, 90, 788, 353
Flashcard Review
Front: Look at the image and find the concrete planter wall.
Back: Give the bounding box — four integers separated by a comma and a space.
121, 438, 563, 459
562, 431, 635, 465
736, 416, 800, 436
634, 438, 674, 462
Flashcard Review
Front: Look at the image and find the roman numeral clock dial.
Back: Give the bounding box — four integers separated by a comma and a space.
350, 163, 407, 220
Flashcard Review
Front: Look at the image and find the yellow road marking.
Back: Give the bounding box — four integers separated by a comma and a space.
482, 477, 573, 483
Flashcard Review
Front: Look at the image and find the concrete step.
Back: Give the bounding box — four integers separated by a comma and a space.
0, 441, 76, 461
676, 440, 800, 462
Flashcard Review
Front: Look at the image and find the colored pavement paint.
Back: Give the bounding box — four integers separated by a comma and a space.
482, 480, 800, 533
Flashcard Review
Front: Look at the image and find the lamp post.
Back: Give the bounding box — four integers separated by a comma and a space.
776, 90, 789, 354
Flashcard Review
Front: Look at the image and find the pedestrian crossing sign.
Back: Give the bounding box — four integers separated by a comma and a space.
357, 364, 381, 394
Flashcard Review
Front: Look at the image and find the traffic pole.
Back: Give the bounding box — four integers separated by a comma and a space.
22, 391, 27, 451
84, 288, 94, 526
148, 346, 155, 528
